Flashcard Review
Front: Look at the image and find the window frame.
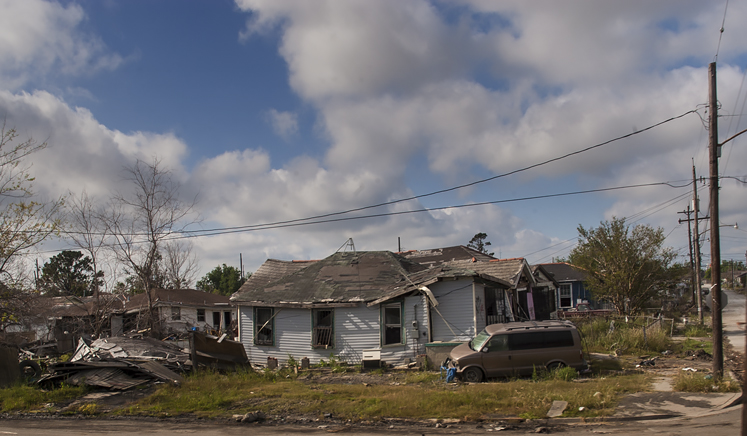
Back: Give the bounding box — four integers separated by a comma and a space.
311, 308, 334, 349
170, 306, 181, 321
196, 309, 205, 323
381, 301, 404, 346
254, 307, 275, 346
559, 284, 572, 308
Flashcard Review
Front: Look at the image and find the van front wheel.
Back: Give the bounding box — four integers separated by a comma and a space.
462, 367, 483, 383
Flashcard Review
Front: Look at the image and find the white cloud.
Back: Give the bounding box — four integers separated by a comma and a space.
266, 109, 298, 141
0, 0, 123, 90
0, 90, 189, 200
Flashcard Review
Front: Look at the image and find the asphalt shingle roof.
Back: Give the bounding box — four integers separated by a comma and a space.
540, 263, 589, 282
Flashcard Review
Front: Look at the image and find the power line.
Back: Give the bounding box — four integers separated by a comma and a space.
169, 109, 699, 236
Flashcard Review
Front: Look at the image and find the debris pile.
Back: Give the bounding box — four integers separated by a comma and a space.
36, 332, 250, 390
39, 359, 183, 390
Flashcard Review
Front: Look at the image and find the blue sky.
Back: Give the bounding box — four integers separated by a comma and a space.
1, 0, 746, 287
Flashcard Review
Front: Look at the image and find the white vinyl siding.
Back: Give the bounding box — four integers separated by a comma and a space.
430, 279, 477, 342
237, 294, 429, 366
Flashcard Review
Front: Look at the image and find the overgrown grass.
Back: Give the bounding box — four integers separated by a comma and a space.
0, 383, 87, 412
576, 317, 672, 355
677, 337, 713, 355
681, 323, 712, 338
117, 368, 646, 420
673, 372, 740, 393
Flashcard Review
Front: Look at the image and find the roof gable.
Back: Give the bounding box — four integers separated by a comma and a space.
540, 263, 589, 282
125, 289, 231, 311
443, 258, 534, 288
231, 251, 428, 305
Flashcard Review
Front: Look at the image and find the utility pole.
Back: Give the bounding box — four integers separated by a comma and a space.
692, 161, 704, 324
677, 206, 695, 306
678, 162, 706, 324
707, 61, 723, 379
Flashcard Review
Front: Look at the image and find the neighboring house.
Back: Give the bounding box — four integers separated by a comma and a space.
116, 289, 234, 336
231, 251, 513, 367
1, 295, 124, 353
541, 263, 599, 310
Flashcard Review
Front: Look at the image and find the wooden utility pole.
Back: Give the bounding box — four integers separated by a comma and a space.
677, 206, 695, 305
708, 61, 723, 379
692, 162, 704, 324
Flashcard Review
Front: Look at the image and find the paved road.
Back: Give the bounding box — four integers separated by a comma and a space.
1, 410, 744, 436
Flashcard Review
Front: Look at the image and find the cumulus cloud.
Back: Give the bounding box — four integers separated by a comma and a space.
231, 0, 747, 266
0, 0, 123, 89
0, 90, 189, 200
3, 0, 746, 278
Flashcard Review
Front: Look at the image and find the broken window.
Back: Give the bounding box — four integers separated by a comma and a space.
485, 287, 508, 324
381, 302, 403, 346
312, 309, 334, 348
197, 309, 205, 322
559, 284, 572, 308
254, 307, 274, 346
171, 307, 181, 321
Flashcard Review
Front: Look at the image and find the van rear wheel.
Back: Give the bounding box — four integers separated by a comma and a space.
462, 367, 483, 383
546, 362, 566, 371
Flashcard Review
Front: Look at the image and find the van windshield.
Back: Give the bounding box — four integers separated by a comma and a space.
469, 329, 491, 351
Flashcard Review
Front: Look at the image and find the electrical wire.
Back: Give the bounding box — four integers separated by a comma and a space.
714, 0, 729, 62
167, 109, 699, 237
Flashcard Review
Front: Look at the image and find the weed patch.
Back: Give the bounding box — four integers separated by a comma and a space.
682, 323, 711, 338
0, 383, 87, 412
673, 372, 740, 393
577, 317, 672, 355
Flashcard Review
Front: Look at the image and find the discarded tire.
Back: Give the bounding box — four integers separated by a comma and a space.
19, 360, 42, 380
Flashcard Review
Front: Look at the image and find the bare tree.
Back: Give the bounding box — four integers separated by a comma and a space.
104, 158, 198, 335
0, 122, 63, 332
162, 240, 199, 289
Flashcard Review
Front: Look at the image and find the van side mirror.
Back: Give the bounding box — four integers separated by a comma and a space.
481, 347, 489, 353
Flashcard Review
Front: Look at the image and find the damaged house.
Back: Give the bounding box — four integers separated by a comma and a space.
114, 289, 235, 336
1, 295, 124, 354
231, 250, 513, 367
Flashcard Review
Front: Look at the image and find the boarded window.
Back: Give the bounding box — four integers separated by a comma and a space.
197, 309, 205, 322
559, 284, 572, 308
312, 309, 334, 348
254, 307, 274, 346
382, 302, 403, 345
171, 307, 181, 321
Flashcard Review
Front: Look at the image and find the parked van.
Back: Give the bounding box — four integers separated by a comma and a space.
447, 320, 587, 382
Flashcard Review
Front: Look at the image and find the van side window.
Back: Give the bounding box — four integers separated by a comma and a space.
486, 334, 508, 352
508, 330, 574, 350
